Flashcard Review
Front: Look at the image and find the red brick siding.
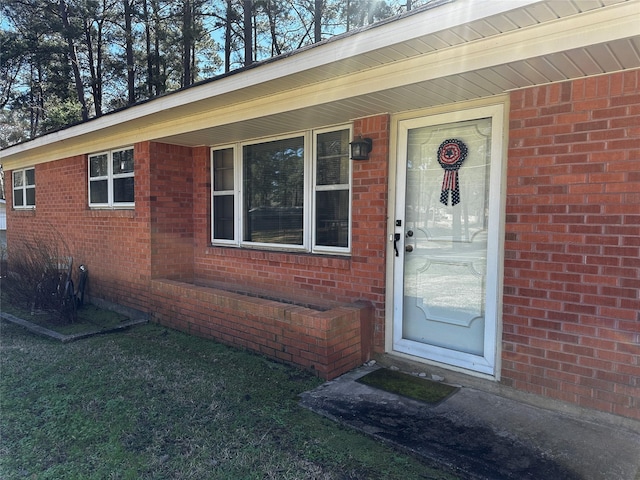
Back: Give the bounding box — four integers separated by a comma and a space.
192, 115, 390, 352
6, 148, 153, 312
151, 279, 372, 379
148, 142, 195, 280
6, 119, 387, 379
504, 70, 640, 420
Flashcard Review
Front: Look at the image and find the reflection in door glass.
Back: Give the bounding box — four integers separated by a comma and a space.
403, 118, 492, 356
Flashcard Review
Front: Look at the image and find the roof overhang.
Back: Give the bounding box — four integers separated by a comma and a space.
2, 0, 639, 169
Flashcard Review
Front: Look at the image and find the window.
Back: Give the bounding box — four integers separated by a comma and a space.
243, 136, 305, 245
212, 147, 236, 242
211, 127, 351, 253
89, 147, 134, 207
13, 167, 36, 208
314, 129, 351, 249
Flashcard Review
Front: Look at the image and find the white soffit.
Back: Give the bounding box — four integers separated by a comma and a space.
1, 0, 639, 167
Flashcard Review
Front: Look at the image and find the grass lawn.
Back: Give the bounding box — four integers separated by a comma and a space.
0, 319, 458, 479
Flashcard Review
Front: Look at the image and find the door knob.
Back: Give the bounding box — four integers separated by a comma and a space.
405, 245, 414, 252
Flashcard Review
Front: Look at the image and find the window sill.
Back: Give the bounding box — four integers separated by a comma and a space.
205, 244, 351, 270
209, 242, 350, 255
89, 205, 135, 210
11, 207, 36, 215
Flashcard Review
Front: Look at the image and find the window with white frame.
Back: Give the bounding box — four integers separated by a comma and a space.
211, 126, 351, 253
88, 147, 134, 207
212, 147, 236, 241
12, 167, 36, 208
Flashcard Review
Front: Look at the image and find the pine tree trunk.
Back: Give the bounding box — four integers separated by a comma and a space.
244, 0, 253, 66
124, 0, 136, 104
59, 0, 89, 121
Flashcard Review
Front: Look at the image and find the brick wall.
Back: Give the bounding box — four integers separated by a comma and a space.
6, 119, 387, 379
146, 122, 388, 377
151, 279, 373, 379
148, 142, 195, 280
504, 70, 640, 419
192, 114, 390, 353
6, 148, 153, 312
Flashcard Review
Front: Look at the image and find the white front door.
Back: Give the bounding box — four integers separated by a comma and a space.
393, 105, 504, 376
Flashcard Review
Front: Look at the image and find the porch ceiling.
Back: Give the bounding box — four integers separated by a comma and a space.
156, 38, 640, 147
2, 0, 639, 168
155, 0, 640, 147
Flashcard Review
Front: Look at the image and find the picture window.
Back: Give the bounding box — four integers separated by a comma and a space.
211, 127, 351, 254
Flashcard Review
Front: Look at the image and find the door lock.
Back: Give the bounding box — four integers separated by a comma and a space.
405, 245, 414, 253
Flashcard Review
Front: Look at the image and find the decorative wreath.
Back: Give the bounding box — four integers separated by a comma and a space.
437, 139, 468, 206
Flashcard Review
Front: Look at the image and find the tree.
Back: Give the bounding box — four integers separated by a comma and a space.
59, 0, 89, 121
142, 0, 166, 96
223, 0, 234, 72
1, 0, 433, 145
76, 0, 119, 117
314, 0, 323, 43
182, 0, 193, 85
123, 0, 136, 104
1, 0, 81, 136
0, 30, 25, 110
243, 0, 253, 66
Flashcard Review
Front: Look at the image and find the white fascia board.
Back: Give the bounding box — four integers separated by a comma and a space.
343, 1, 640, 95
0, 0, 539, 167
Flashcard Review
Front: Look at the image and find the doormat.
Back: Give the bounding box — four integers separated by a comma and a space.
356, 368, 459, 405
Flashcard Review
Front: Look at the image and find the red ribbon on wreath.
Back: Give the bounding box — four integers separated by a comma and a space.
437, 139, 468, 206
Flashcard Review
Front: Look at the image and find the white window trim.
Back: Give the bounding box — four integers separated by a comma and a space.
12, 167, 36, 209
88, 147, 135, 208
210, 125, 352, 254
312, 125, 353, 255
210, 144, 239, 245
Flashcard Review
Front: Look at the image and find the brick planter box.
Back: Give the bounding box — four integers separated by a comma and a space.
150, 279, 373, 379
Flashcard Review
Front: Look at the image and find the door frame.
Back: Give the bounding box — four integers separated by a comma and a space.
385, 98, 508, 379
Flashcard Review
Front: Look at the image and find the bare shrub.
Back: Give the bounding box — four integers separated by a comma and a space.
4, 231, 77, 323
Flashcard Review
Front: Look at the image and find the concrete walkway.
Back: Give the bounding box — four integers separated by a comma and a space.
300, 365, 640, 480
